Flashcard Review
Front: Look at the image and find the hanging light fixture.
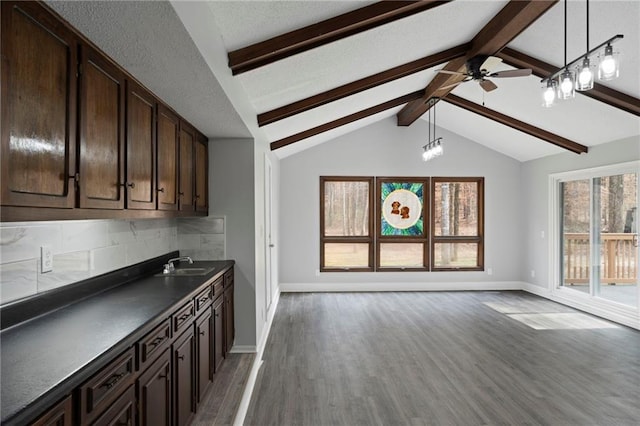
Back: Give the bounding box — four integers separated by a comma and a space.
575, 0, 594, 91
598, 43, 620, 80
542, 79, 557, 107
540, 0, 622, 106
422, 99, 443, 162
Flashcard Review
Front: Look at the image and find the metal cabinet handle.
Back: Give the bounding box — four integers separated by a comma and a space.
157, 187, 165, 193
199, 330, 205, 336
178, 355, 185, 361
102, 372, 126, 389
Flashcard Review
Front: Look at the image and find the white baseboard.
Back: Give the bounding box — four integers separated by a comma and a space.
281, 281, 525, 292
233, 285, 281, 426
522, 282, 639, 330
229, 345, 256, 354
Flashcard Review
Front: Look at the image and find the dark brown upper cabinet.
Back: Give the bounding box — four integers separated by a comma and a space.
1, 1, 78, 209
178, 122, 195, 212
126, 80, 157, 210
78, 44, 126, 209
157, 105, 179, 211
194, 133, 208, 213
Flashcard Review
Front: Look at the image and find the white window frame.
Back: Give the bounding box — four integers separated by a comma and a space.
548, 160, 640, 322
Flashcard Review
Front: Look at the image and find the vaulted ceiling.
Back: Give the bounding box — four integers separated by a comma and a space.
49, 1, 640, 163
203, 0, 639, 161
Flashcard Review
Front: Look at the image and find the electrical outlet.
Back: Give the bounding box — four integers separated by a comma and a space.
315, 269, 320, 277
540, 230, 545, 239
41, 245, 53, 273
531, 270, 536, 278
487, 268, 493, 275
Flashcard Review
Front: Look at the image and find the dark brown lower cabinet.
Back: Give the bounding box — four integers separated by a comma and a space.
137, 349, 171, 426
173, 327, 195, 426
91, 385, 135, 426
196, 310, 212, 402
212, 296, 224, 373
224, 285, 235, 355
30, 394, 73, 426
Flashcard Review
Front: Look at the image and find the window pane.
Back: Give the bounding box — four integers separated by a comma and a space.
434, 181, 479, 236
561, 180, 590, 292
379, 243, 424, 268
434, 243, 478, 268
323, 243, 369, 268
324, 181, 370, 236
597, 173, 637, 306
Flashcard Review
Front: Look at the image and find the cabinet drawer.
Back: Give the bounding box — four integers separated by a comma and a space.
137, 319, 171, 370
212, 277, 224, 300
173, 301, 195, 335
79, 347, 135, 424
223, 269, 234, 287
90, 384, 135, 426
195, 285, 213, 314
30, 394, 73, 426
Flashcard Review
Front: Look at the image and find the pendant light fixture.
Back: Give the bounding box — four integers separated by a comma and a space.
558, 0, 575, 99
422, 99, 443, 162
540, 0, 622, 107
576, 0, 594, 91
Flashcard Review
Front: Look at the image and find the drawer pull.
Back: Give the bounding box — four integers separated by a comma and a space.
199, 330, 205, 336
178, 313, 191, 322
102, 372, 126, 389
215, 313, 220, 318
149, 336, 165, 347
198, 296, 209, 304
178, 355, 185, 361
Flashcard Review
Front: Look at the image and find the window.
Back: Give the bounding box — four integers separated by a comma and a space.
554, 163, 638, 308
432, 178, 484, 270
320, 177, 374, 271
320, 176, 484, 272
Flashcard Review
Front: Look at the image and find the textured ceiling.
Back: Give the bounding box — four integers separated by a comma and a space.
45, 1, 639, 162
45, 0, 251, 139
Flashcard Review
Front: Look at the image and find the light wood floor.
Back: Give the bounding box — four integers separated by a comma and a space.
245, 291, 640, 426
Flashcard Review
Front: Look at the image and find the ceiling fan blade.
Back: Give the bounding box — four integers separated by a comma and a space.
435, 69, 466, 76
480, 56, 502, 72
439, 81, 464, 91
479, 79, 498, 92
489, 68, 532, 78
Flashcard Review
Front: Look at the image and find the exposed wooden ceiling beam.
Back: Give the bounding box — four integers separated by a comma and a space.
228, 1, 451, 75
258, 43, 469, 126
397, 0, 558, 126
497, 47, 640, 117
443, 94, 588, 154
271, 90, 424, 150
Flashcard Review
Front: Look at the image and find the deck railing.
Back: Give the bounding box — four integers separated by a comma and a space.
564, 233, 638, 284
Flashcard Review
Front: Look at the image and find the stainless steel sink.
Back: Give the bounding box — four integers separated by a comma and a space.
155, 267, 215, 277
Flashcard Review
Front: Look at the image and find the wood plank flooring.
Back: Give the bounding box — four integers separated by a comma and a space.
245, 291, 640, 425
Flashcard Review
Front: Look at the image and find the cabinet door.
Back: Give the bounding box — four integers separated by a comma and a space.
173, 327, 195, 426
126, 80, 156, 210
224, 285, 235, 355
178, 122, 195, 212
196, 310, 212, 403
194, 133, 208, 213
1, 1, 77, 208
78, 44, 125, 209
91, 385, 135, 426
137, 349, 171, 426
30, 394, 73, 426
156, 105, 179, 211
212, 297, 224, 373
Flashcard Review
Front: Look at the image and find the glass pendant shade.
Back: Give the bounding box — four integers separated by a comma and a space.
598, 44, 620, 81
576, 57, 594, 91
542, 80, 556, 107
558, 70, 575, 99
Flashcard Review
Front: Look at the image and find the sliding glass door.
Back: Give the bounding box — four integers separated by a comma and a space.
559, 167, 638, 308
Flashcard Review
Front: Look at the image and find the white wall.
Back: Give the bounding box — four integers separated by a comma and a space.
279, 117, 523, 290
210, 138, 257, 348
521, 135, 640, 289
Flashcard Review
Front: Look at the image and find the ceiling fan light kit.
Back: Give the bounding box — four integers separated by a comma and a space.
541, 0, 622, 107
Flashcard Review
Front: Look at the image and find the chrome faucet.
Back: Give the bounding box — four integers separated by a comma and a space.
163, 256, 194, 274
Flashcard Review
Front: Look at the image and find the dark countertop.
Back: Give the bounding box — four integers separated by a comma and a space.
0, 259, 233, 425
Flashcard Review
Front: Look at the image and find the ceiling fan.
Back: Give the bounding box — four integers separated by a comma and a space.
436, 55, 532, 92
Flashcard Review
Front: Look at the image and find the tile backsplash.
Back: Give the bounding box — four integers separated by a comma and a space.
0, 216, 226, 305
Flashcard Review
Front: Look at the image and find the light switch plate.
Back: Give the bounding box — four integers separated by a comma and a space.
41, 245, 53, 273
